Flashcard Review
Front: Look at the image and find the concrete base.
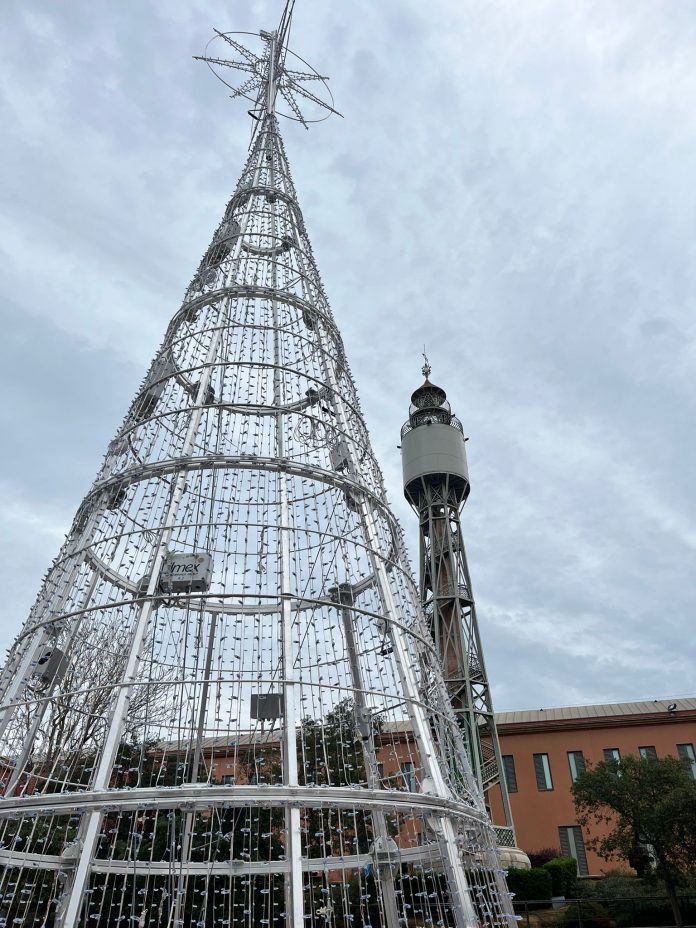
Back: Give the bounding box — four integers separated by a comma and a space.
498, 846, 532, 870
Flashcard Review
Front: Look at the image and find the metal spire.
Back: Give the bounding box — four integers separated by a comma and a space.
194, 0, 341, 133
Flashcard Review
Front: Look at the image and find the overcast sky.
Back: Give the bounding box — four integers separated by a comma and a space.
1, 0, 695, 712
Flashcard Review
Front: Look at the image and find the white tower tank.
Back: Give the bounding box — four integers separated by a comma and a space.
402, 378, 470, 507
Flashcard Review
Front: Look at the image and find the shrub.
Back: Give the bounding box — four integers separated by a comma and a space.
507, 867, 553, 902
561, 900, 612, 928
575, 873, 649, 901
527, 847, 561, 868
544, 857, 578, 896
606, 898, 696, 928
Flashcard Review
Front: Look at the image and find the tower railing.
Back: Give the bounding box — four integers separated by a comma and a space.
401, 414, 464, 438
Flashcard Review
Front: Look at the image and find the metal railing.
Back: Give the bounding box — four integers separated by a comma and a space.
493, 825, 515, 848
400, 415, 464, 438
513, 896, 696, 928
482, 759, 500, 787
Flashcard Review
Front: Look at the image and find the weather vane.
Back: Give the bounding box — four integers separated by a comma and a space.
195, 0, 341, 137
422, 348, 431, 380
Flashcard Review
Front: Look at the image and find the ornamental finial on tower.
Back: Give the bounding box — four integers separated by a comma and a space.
195, 0, 341, 133
407, 354, 452, 429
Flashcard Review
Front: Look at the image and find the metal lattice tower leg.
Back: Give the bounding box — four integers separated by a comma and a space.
0, 7, 516, 927
401, 362, 517, 849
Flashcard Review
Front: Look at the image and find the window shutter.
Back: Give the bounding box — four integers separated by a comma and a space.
568, 751, 586, 781
677, 744, 696, 778
559, 826, 589, 877
572, 826, 589, 876
401, 762, 416, 792
559, 826, 571, 858
533, 753, 550, 791
502, 755, 517, 793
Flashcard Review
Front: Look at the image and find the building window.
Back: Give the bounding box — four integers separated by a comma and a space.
677, 744, 696, 779
221, 774, 235, 785
533, 753, 553, 791
567, 751, 586, 783
502, 755, 518, 793
559, 825, 589, 877
639, 746, 657, 760
401, 762, 417, 792
603, 748, 621, 763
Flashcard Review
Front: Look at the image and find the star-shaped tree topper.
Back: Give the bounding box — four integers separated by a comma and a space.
195, 0, 341, 131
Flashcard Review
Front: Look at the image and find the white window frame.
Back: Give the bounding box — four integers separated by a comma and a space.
567, 751, 585, 783
678, 743, 696, 779
502, 755, 518, 793
401, 761, 417, 792
534, 752, 553, 791
559, 825, 589, 876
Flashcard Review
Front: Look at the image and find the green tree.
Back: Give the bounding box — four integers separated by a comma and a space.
298, 698, 376, 862
572, 754, 696, 928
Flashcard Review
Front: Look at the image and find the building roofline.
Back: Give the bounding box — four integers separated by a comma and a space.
494, 697, 696, 734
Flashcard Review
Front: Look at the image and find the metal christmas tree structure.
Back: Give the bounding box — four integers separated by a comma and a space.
401, 359, 517, 851
0, 5, 516, 927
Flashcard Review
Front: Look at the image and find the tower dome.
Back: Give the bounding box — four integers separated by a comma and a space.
408, 360, 454, 429
410, 377, 447, 409
408, 377, 452, 428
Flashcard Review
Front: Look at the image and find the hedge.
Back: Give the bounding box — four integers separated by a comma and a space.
561, 900, 612, 928
606, 898, 696, 928
506, 867, 552, 901
543, 856, 578, 896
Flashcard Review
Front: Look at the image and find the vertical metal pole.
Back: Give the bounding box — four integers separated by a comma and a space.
279, 472, 304, 927
266, 33, 277, 115
333, 586, 400, 928
172, 609, 218, 928
456, 530, 515, 833
424, 485, 481, 790
269, 119, 304, 927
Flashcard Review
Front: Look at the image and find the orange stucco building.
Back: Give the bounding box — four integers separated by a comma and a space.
490, 698, 696, 875
166, 697, 696, 877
